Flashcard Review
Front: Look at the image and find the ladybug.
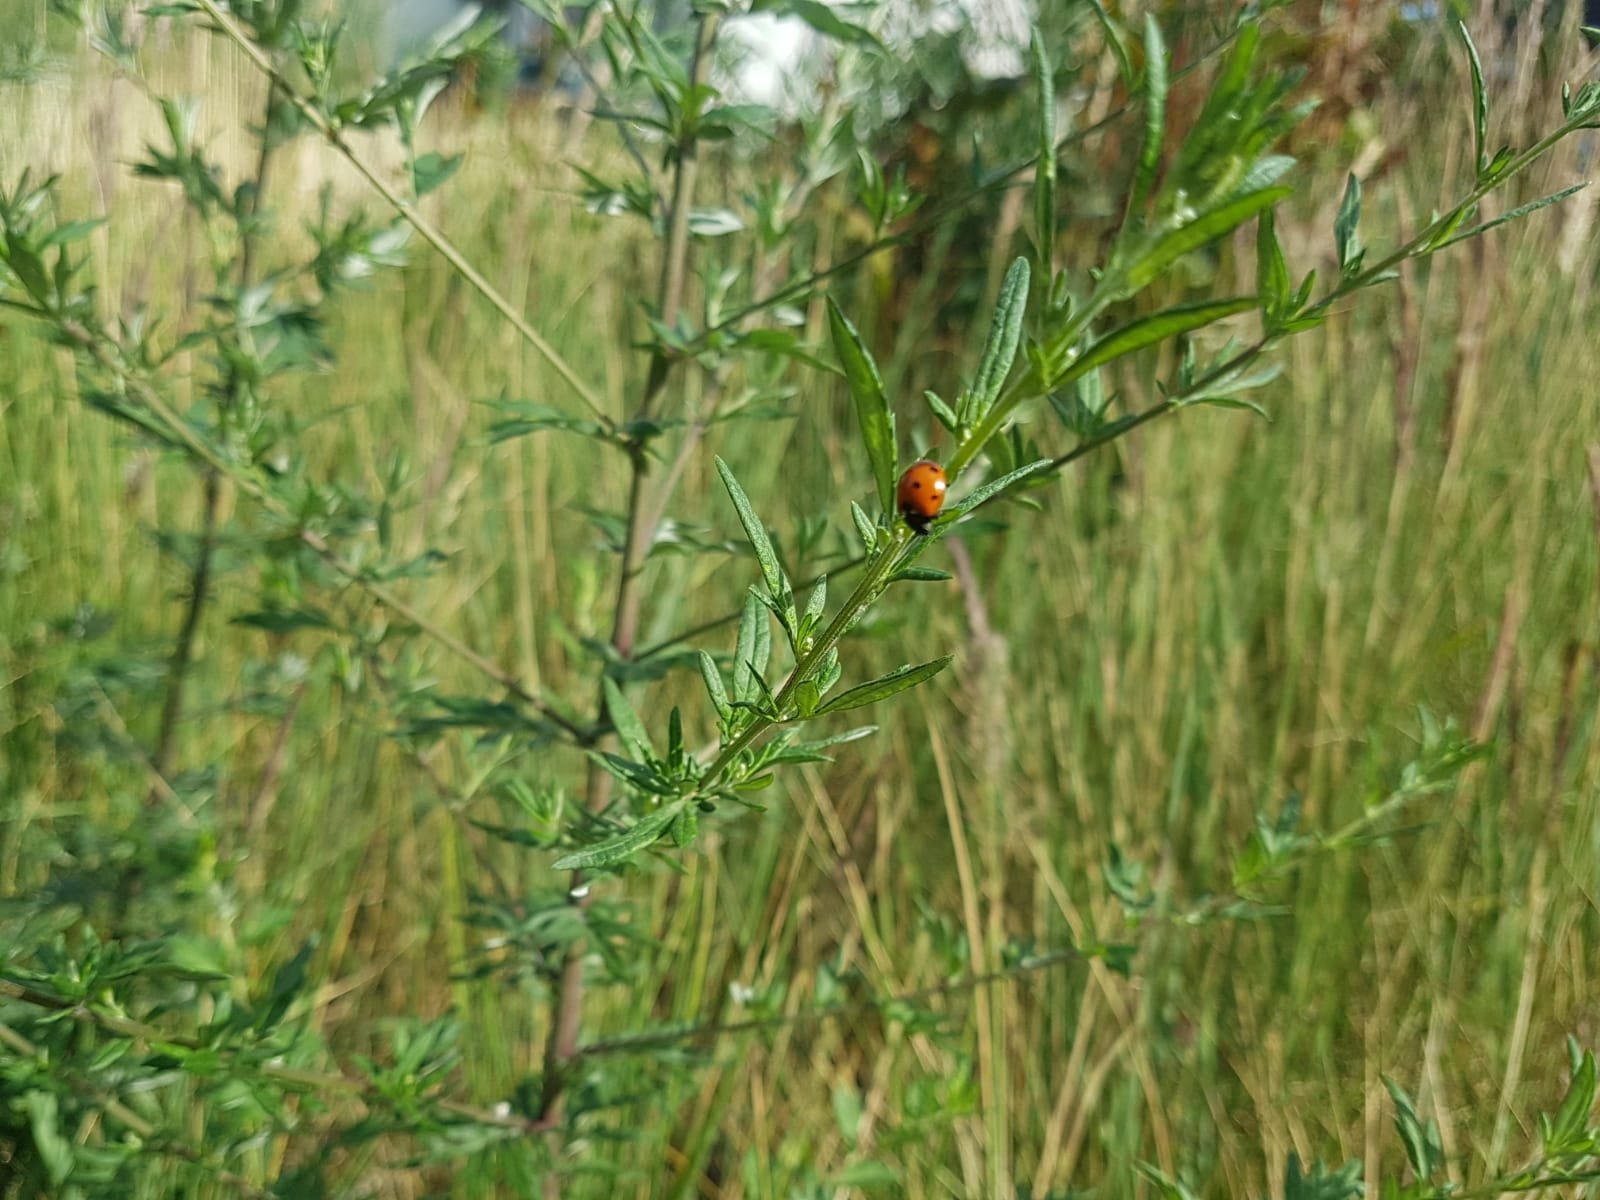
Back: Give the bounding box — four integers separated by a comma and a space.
896, 459, 948, 534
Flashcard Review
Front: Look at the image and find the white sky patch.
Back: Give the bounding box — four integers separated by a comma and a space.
717, 0, 1036, 118
384, 0, 1039, 105
720, 13, 811, 108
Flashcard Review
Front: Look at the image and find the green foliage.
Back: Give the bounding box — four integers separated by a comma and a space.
826, 299, 898, 516
3, 1, 1600, 1195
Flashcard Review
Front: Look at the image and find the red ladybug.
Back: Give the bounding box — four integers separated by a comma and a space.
897, 460, 948, 534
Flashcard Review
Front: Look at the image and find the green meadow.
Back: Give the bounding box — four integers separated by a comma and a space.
2, 5, 1599, 1197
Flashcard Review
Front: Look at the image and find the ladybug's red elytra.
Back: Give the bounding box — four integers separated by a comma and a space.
897, 460, 948, 534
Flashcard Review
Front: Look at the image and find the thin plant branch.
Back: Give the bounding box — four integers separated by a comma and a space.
190, 0, 614, 427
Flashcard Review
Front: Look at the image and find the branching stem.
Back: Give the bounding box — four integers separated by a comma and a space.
149, 77, 281, 792
541, 9, 722, 1129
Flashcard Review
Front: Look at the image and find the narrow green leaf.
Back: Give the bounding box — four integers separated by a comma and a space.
1256, 209, 1290, 318
1185, 394, 1269, 419
743, 656, 782, 719
1063, 297, 1257, 385
591, 751, 676, 796
966, 258, 1030, 426
1282, 1154, 1363, 1200
1031, 27, 1057, 275
481, 399, 607, 444
1292, 268, 1317, 313
39, 218, 106, 249
825, 1160, 898, 1189
1136, 1162, 1200, 1200
741, 327, 838, 374
1132, 14, 1167, 212
233, 607, 333, 633
802, 575, 828, 632
1456, 20, 1489, 174
888, 566, 953, 583
22, 1092, 72, 1186
715, 457, 784, 603
552, 801, 687, 870
759, 0, 886, 52
1088, 0, 1134, 92
925, 389, 960, 433
4, 232, 51, 301
1438, 183, 1587, 250
826, 299, 897, 514
1124, 186, 1292, 291
698, 650, 731, 722
813, 656, 953, 716
1383, 1077, 1441, 1181
773, 725, 879, 763
945, 458, 1054, 519
1106, 843, 1154, 909
603, 677, 653, 763
850, 500, 877, 552
1334, 173, 1363, 273
1235, 154, 1296, 195
751, 594, 772, 678
733, 592, 764, 703
668, 805, 698, 848
411, 151, 463, 197
1422, 203, 1474, 253
1546, 1051, 1597, 1151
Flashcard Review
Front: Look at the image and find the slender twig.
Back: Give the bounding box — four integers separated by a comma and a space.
558, 20, 662, 213
150, 468, 220, 783
635, 555, 866, 662
189, 0, 613, 427
150, 77, 281, 794
575, 947, 1083, 1057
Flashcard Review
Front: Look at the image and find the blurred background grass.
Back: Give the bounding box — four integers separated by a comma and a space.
3, 4, 1600, 1197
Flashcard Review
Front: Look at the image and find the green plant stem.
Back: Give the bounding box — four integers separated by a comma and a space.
641, 14, 720, 409
541, 10, 722, 1128
1177, 774, 1471, 925
189, 0, 613, 427
149, 467, 221, 783
149, 77, 280, 792
692, 525, 912, 795
576, 947, 1082, 1058
635, 555, 866, 662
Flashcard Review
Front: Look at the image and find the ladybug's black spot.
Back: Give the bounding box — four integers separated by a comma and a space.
912, 480, 922, 489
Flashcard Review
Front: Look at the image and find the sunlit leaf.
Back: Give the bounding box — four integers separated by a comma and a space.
813, 656, 952, 716
552, 801, 687, 870
827, 299, 897, 514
